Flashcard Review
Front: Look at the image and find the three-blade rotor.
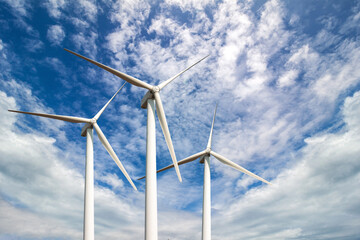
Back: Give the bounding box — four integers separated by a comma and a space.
138, 104, 271, 185
8, 82, 138, 190
65, 48, 209, 183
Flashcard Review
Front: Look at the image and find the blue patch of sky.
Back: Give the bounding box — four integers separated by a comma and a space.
204, 4, 215, 22
141, 2, 162, 41
0, 6, 81, 111
284, 0, 357, 36
167, 5, 194, 28
0, 193, 29, 210
250, 0, 268, 20
328, 81, 360, 131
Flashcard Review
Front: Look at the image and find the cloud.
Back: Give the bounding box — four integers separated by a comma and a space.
164, 0, 212, 10
0, 84, 144, 239
24, 38, 44, 52
212, 91, 360, 239
47, 25, 66, 46
1, 0, 39, 37
1, 0, 29, 17
277, 69, 298, 87
76, 0, 98, 23
43, 0, 66, 19
71, 31, 98, 58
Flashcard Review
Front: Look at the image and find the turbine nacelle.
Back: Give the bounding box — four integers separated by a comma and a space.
152, 86, 160, 93
80, 117, 98, 137
81, 122, 93, 137
199, 155, 205, 164
205, 147, 211, 154
141, 91, 154, 109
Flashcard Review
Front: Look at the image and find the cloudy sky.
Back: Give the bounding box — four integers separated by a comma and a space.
1, 0, 360, 239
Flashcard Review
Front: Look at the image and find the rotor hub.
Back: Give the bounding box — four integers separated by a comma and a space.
90, 118, 96, 124
205, 147, 211, 154
152, 86, 160, 92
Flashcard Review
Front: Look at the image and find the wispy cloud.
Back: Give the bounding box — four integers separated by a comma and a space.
42, 0, 66, 19
212, 91, 360, 239
47, 25, 66, 46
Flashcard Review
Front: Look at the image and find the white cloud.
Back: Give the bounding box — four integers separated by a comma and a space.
76, 0, 98, 23
312, 41, 360, 101
43, 0, 66, 19
0, 197, 81, 239
109, 0, 150, 26
212, 91, 360, 239
106, 27, 136, 54
164, 0, 212, 10
71, 31, 98, 58
104, 0, 150, 67
70, 17, 90, 30
47, 25, 66, 46
0, 84, 144, 239
0, 90, 83, 238
288, 44, 319, 65
148, 16, 179, 36
24, 38, 44, 52
256, 0, 284, 41
1, 0, 38, 36
1, 0, 28, 16
98, 173, 124, 190
277, 69, 298, 87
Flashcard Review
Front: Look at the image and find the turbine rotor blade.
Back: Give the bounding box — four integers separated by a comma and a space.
8, 110, 91, 123
94, 82, 126, 120
93, 123, 137, 191
207, 103, 218, 149
210, 151, 271, 185
64, 48, 153, 90
157, 55, 209, 90
137, 150, 207, 180
153, 91, 182, 182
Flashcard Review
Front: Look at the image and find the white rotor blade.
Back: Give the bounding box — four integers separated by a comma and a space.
207, 103, 218, 149
93, 123, 137, 191
153, 91, 182, 182
94, 82, 126, 120
64, 48, 153, 90
8, 110, 91, 123
158, 55, 209, 90
138, 150, 207, 180
210, 151, 271, 185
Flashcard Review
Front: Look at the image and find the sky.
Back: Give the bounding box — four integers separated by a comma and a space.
0, 0, 360, 239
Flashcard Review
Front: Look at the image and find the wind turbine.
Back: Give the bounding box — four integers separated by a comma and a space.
64, 48, 208, 240
138, 104, 271, 240
8, 82, 136, 240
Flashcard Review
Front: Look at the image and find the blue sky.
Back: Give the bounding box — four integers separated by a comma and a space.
0, 0, 360, 239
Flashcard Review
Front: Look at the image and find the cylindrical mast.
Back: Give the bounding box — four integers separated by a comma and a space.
84, 127, 94, 240
202, 155, 211, 240
145, 99, 158, 240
